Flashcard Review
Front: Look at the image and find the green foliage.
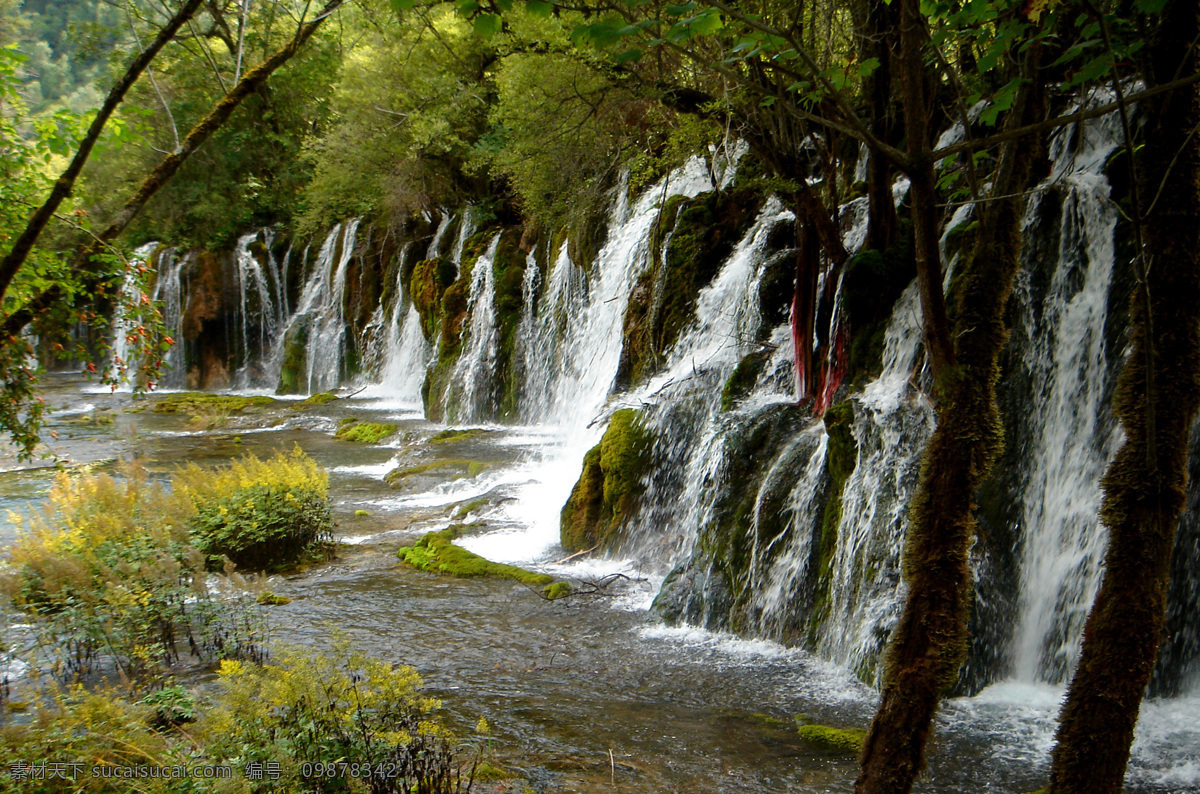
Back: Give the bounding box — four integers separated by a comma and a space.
181, 449, 335, 572
398, 527, 560, 588
137, 684, 197, 728
334, 419, 399, 443
0, 643, 470, 794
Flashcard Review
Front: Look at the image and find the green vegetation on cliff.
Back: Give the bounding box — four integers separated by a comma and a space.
560, 409, 653, 552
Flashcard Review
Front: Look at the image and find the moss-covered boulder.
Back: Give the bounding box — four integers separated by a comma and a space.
335, 420, 398, 444
796, 722, 866, 755
841, 219, 916, 385
398, 527, 570, 600
721, 349, 772, 411
276, 318, 310, 395
560, 409, 653, 552
292, 391, 338, 410
153, 392, 278, 415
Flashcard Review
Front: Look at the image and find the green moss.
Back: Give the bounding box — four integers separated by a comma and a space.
474, 763, 511, 782
153, 392, 278, 415
796, 723, 867, 754
409, 257, 456, 339
354, 509, 371, 517
842, 221, 916, 386
807, 401, 858, 642
256, 592, 292, 606
397, 527, 555, 587
385, 459, 491, 485
560, 409, 653, 552
542, 581, 572, 600
491, 228, 528, 419
335, 421, 398, 444
453, 498, 490, 518
721, 350, 771, 411
276, 320, 309, 395
431, 428, 489, 444
338, 416, 358, 428
292, 391, 338, 409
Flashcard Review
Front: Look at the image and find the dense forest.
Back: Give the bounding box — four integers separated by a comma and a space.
1, 0, 1198, 791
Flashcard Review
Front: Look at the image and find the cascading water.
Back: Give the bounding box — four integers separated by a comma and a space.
109, 243, 157, 391
360, 242, 429, 407
232, 229, 287, 388
1006, 98, 1126, 683
443, 234, 501, 420
517, 244, 587, 422
268, 219, 361, 393
150, 247, 191, 389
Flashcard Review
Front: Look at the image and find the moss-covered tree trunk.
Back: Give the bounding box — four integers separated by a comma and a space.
855, 23, 1045, 792
1048, 3, 1200, 791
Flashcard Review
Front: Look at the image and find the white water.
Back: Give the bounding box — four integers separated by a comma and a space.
267, 219, 361, 393
150, 247, 191, 389
109, 243, 158, 391
1008, 100, 1125, 683
359, 242, 429, 409
444, 234, 500, 420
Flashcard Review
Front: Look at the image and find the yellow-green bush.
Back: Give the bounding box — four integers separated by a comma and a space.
179, 449, 334, 572
200, 641, 468, 793
0, 466, 261, 681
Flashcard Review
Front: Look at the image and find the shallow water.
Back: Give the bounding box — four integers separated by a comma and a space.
2, 373, 1197, 793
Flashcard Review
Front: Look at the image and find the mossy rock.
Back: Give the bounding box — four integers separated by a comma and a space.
806, 401, 858, 642
409, 257, 456, 339
616, 188, 767, 387
335, 420, 398, 444
842, 220, 916, 385
560, 409, 653, 552
153, 392, 278, 415
542, 581, 572, 600
796, 723, 866, 754
256, 591, 292, 606
431, 428, 492, 444
397, 527, 565, 592
276, 319, 310, 395
385, 459, 490, 486
721, 350, 772, 410
292, 391, 338, 409
453, 498, 491, 518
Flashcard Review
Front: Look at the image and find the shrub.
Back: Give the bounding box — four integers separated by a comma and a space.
179, 449, 335, 572
201, 640, 471, 793
0, 467, 265, 682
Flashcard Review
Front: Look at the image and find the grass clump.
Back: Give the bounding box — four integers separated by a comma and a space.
453, 498, 490, 518
180, 448, 335, 573
291, 391, 338, 409
796, 722, 867, 754
335, 419, 399, 444
152, 392, 277, 415
255, 591, 291, 606
398, 528, 561, 589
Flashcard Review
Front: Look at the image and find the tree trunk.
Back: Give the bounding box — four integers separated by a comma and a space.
0, 0, 205, 304
856, 26, 1045, 793
1048, 1, 1200, 790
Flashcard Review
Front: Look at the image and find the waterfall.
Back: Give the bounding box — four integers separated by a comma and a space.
443, 234, 500, 420
232, 230, 286, 388
361, 242, 429, 407
269, 219, 361, 394
1008, 99, 1125, 683
109, 243, 157, 391
150, 247, 191, 389
518, 244, 587, 421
